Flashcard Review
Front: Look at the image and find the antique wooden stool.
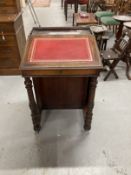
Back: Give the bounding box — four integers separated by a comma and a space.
90, 25, 109, 50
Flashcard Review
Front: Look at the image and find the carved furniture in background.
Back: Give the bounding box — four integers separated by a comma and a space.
98, 0, 114, 11
0, 0, 26, 75
88, 0, 106, 12
95, 0, 116, 19
64, 0, 88, 20
20, 27, 102, 132
123, 23, 131, 80
0, 14, 26, 75
101, 30, 131, 80
0, 0, 21, 14
73, 13, 98, 26
113, 15, 131, 41
96, 0, 126, 32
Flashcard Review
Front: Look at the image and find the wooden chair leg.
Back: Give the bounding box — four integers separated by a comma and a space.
86, 3, 89, 12
104, 68, 119, 81
103, 60, 119, 81
74, 1, 78, 13
101, 38, 108, 50
116, 25, 118, 33
125, 56, 131, 80
113, 26, 115, 33
64, 2, 68, 20
61, 0, 63, 7
72, 13, 75, 26
103, 40, 107, 50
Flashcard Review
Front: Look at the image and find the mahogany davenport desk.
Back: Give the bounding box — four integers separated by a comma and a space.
20, 27, 102, 132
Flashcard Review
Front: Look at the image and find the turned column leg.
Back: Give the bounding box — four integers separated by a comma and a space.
24, 77, 41, 132
115, 22, 123, 42
84, 77, 98, 130
125, 56, 131, 80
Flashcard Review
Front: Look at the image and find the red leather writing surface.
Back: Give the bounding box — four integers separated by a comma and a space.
29, 38, 93, 62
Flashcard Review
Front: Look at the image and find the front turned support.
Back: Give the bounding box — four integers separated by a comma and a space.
126, 56, 131, 80
24, 77, 41, 132
84, 77, 98, 130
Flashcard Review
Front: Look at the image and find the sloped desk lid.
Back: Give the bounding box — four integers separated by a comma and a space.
29, 37, 93, 63
20, 28, 102, 76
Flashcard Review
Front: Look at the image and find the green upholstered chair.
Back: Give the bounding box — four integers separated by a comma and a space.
99, 0, 126, 32
100, 16, 120, 33
95, 0, 122, 27
95, 11, 114, 18
95, 14, 118, 33
95, 0, 115, 20
100, 16, 120, 32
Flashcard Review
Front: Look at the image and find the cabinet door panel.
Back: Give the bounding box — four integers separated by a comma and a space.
0, 23, 14, 33
0, 46, 20, 67
0, 14, 25, 75
0, 35, 16, 46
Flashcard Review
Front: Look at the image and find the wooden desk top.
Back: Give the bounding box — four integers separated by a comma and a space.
74, 13, 98, 26
20, 27, 102, 77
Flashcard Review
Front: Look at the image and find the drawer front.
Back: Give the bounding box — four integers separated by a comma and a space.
0, 34, 16, 46
0, 46, 20, 67
0, 0, 15, 6
0, 7, 17, 14
0, 23, 14, 33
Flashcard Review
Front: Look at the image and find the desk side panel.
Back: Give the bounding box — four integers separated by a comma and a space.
33, 77, 89, 109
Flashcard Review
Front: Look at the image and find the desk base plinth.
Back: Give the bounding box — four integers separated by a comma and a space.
24, 76, 98, 132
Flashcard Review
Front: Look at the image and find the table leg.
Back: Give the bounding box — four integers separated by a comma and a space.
116, 22, 123, 41
61, 0, 63, 7
125, 56, 131, 80
24, 77, 41, 132
75, 0, 78, 13
84, 77, 98, 130
72, 13, 75, 26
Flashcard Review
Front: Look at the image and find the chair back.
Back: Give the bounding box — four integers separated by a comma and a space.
96, 0, 121, 12
89, 0, 98, 12
111, 0, 126, 14
120, 0, 131, 14
113, 32, 131, 58
89, 0, 105, 12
